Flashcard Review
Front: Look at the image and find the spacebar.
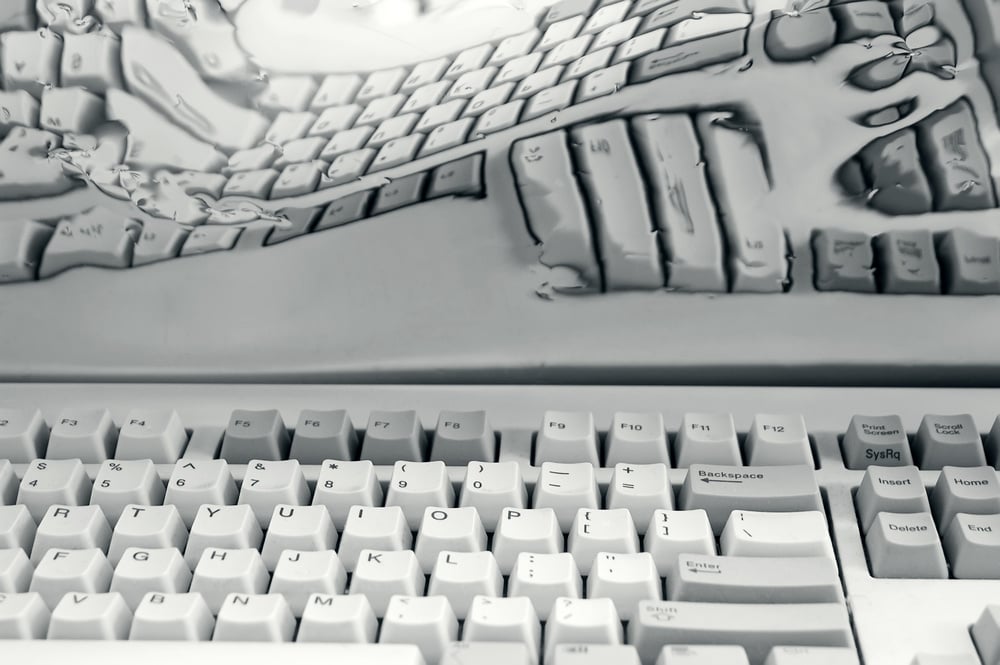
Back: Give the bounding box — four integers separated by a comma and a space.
629, 601, 852, 665
1, 642, 426, 665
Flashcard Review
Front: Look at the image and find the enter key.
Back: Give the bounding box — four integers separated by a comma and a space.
667, 553, 843, 604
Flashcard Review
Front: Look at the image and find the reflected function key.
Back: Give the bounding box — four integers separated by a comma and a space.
913, 414, 985, 469
535, 411, 599, 465
220, 410, 291, 463
842, 415, 912, 469
0, 408, 48, 463
605, 412, 669, 466
361, 411, 428, 464
116, 409, 188, 463
432, 411, 495, 465
290, 410, 359, 464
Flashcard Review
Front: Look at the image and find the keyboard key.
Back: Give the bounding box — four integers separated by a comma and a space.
540, 16, 587, 48
349, 549, 423, 617
18, 459, 92, 522
629, 601, 852, 664
190, 548, 269, 615
524, 80, 577, 120
842, 415, 912, 469
939, 229, 1000, 294
185, 505, 263, 570
357, 68, 407, 104
605, 413, 669, 466
30, 548, 113, 609
0, 461, 14, 506
536, 411, 599, 465
371, 171, 426, 213
490, 30, 541, 66
39, 211, 141, 281
0, 219, 51, 283
812, 229, 877, 292
1, 29, 61, 97
0, 408, 48, 462
415, 506, 487, 572
47, 408, 117, 463
339, 506, 412, 572
387, 461, 455, 531
214, 593, 295, 642
494, 508, 564, 575
0, 549, 32, 593
0, 504, 36, 552
47, 591, 131, 640
110, 547, 192, 611
657, 645, 749, 664
876, 230, 941, 294
510, 130, 601, 291
764, 646, 860, 664
91, 459, 165, 525
39, 86, 105, 134
931, 466, 1000, 530
577, 61, 630, 103
606, 463, 672, 535
165, 460, 239, 528
116, 409, 187, 463
568, 508, 639, 574
975, 606, 1000, 665
297, 593, 377, 643
128, 591, 215, 641
459, 461, 527, 531
679, 464, 822, 533
401, 59, 450, 94
509, 552, 581, 620
668, 554, 841, 603
362, 410, 428, 463
313, 460, 383, 530
545, 597, 623, 663
854, 465, 928, 533
720, 510, 834, 558
675, 413, 740, 466
238, 460, 310, 528
221, 410, 291, 463
534, 463, 600, 531
427, 155, 485, 200
745, 415, 813, 466
644, 509, 716, 577
311, 74, 363, 109
587, 552, 661, 620
108, 505, 187, 567
914, 414, 985, 469
463, 596, 541, 657
380, 595, 458, 664
944, 513, 1000, 578
0, 592, 50, 639
32, 504, 112, 564
261, 505, 337, 572
316, 191, 374, 231
427, 551, 502, 619
866, 512, 947, 578
431, 410, 495, 465
180, 225, 242, 256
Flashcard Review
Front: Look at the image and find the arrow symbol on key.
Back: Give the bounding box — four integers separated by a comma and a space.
700, 478, 743, 484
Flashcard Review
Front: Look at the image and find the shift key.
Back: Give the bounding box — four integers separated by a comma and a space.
678, 464, 822, 533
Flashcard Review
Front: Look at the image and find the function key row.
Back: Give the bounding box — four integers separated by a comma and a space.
0, 408, 815, 468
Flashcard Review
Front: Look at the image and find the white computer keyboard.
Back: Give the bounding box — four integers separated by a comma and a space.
3, 383, 1000, 664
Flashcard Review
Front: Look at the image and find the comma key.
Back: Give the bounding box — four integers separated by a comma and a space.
679, 464, 822, 533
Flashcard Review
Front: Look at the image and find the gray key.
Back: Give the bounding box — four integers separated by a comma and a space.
315, 191, 373, 231
938, 229, 1000, 295
542, 0, 598, 25
659, 645, 749, 664
812, 229, 875, 292
876, 230, 940, 294
181, 226, 242, 256
854, 465, 928, 533
858, 130, 933, 215
629, 601, 852, 665
866, 511, 947, 578
371, 173, 426, 215
290, 410, 359, 464
39, 210, 141, 279
323, 149, 377, 187
678, 464, 822, 533
522, 80, 578, 121
266, 208, 322, 246
631, 30, 746, 83
361, 411, 428, 464
571, 120, 664, 290
916, 99, 997, 211
426, 154, 483, 200
931, 466, 1000, 529
0, 408, 48, 463
271, 162, 323, 199
440, 641, 533, 665
511, 131, 602, 291
832, 1, 893, 41
842, 415, 912, 469
224, 169, 280, 198
552, 644, 640, 664
765, 646, 859, 664
0, 219, 51, 282
668, 554, 841, 603
913, 414, 984, 469
220, 410, 291, 463
132, 220, 189, 267
431, 411, 495, 465
576, 63, 630, 103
